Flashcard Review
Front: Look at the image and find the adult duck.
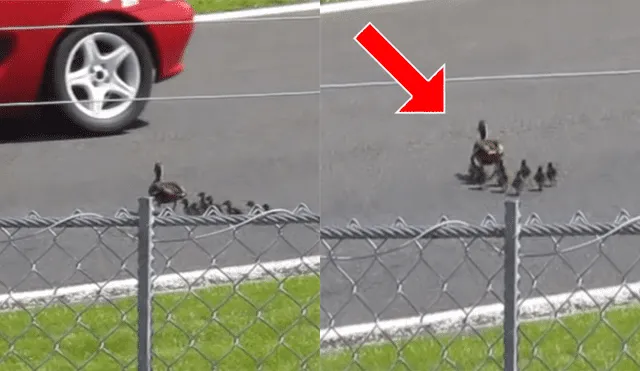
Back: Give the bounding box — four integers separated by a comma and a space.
471, 120, 504, 166
148, 162, 187, 210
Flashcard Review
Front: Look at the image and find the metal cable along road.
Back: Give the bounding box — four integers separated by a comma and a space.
2, 205, 638, 261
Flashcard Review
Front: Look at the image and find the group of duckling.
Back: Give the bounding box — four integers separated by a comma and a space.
467, 120, 559, 196
180, 193, 270, 216
468, 158, 558, 196
147, 162, 270, 215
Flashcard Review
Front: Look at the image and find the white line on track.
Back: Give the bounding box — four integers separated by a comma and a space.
193, 0, 431, 23
3, 253, 638, 353
320, 280, 640, 351
0, 256, 320, 312
194, 3, 318, 23
1, 0, 429, 31
321, 0, 431, 14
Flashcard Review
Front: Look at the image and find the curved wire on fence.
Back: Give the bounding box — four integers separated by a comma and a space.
0, 204, 319, 229
1, 207, 639, 237
320, 220, 640, 239
1, 206, 640, 256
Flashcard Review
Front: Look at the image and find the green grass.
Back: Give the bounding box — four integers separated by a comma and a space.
323, 305, 640, 370
3, 275, 639, 371
187, 0, 310, 14
0, 275, 320, 371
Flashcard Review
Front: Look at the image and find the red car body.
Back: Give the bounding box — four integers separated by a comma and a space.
0, 0, 195, 117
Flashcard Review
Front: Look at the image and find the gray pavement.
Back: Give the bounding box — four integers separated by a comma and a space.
320, 0, 640, 327
2, 0, 640, 332
0, 13, 320, 293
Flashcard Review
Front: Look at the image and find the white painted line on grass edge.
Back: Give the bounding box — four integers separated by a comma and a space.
320, 0, 429, 14
0, 256, 321, 312
319, 280, 640, 351
193, 0, 430, 23
194, 3, 318, 23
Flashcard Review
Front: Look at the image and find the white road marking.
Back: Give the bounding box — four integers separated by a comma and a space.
1, 252, 637, 353
0, 256, 320, 312
194, 3, 318, 23
193, 0, 432, 23
320, 280, 640, 351
321, 0, 431, 14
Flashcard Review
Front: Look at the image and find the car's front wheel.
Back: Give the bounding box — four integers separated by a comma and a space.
50, 19, 154, 134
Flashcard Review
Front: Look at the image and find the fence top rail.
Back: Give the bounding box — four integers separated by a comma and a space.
0, 204, 319, 229
320, 221, 640, 239
0, 203, 638, 240
321, 209, 640, 240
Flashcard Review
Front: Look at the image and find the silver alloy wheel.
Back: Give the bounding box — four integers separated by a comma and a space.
64, 32, 141, 120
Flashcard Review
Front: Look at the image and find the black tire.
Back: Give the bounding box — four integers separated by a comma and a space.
49, 18, 154, 134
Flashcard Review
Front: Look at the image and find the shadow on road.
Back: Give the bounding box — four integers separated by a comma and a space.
0, 112, 148, 144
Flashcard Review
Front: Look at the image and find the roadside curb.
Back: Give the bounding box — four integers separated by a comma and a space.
2, 252, 638, 354
0, 256, 321, 312
320, 280, 640, 351
193, 0, 429, 22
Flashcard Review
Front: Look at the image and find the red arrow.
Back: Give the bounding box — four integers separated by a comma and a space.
354, 22, 446, 114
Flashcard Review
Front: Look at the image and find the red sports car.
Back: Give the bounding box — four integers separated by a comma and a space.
0, 0, 195, 133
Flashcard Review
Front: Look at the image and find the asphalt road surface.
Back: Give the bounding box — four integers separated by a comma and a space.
2, 0, 640, 332
0, 12, 320, 293
320, 0, 640, 327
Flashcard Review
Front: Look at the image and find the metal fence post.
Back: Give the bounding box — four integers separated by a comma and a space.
137, 197, 154, 371
503, 199, 521, 371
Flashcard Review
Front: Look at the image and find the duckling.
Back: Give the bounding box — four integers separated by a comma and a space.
469, 161, 487, 189
511, 171, 524, 196
246, 201, 272, 212
197, 192, 209, 213
148, 162, 187, 210
246, 200, 259, 212
495, 160, 510, 193
519, 159, 531, 177
205, 196, 222, 213
202, 195, 217, 212
180, 199, 191, 214
546, 162, 558, 186
190, 200, 201, 213
222, 200, 242, 215
533, 166, 546, 191
180, 199, 199, 215
519, 159, 531, 183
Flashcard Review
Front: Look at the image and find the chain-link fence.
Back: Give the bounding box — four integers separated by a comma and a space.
1, 198, 640, 370
321, 200, 640, 371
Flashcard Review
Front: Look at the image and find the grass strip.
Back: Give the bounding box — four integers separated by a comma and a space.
188, 0, 311, 14
2, 274, 638, 371
322, 305, 640, 370
0, 275, 320, 371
